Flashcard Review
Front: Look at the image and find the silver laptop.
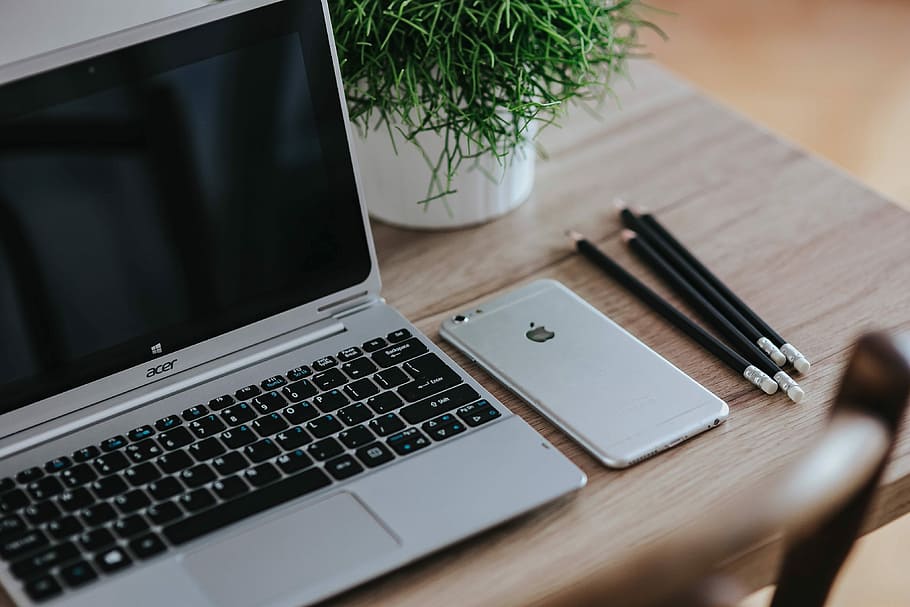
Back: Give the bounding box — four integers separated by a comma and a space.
0, 1, 585, 604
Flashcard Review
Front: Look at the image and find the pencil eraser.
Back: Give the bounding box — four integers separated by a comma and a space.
770, 350, 787, 367
793, 357, 811, 374
760, 378, 779, 395
786, 385, 805, 403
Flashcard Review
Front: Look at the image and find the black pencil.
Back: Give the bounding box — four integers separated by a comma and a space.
636, 210, 811, 374
619, 208, 788, 368
567, 230, 779, 396
621, 229, 804, 403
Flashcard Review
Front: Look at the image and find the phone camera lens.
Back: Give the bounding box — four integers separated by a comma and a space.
452, 314, 469, 323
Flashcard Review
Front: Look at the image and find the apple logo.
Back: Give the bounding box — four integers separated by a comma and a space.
526, 323, 555, 343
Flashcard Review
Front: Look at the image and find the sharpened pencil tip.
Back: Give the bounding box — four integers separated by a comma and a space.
612, 198, 628, 213
566, 230, 585, 243
620, 229, 637, 243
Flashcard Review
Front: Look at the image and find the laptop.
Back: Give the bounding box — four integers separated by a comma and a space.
0, 1, 586, 605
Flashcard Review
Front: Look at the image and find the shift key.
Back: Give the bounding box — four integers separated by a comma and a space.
399, 384, 481, 424
370, 338, 427, 368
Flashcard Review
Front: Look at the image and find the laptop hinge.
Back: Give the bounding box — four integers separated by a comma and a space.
331, 294, 385, 320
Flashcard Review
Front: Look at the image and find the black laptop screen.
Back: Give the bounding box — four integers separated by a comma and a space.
0, 1, 371, 414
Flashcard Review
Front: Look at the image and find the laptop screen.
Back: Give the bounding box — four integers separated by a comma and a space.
0, 1, 371, 415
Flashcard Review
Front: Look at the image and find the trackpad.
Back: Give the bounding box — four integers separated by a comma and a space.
183, 492, 400, 606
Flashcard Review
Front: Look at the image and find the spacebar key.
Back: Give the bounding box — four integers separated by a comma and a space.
163, 468, 331, 545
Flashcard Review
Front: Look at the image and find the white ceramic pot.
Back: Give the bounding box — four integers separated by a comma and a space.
352, 124, 536, 230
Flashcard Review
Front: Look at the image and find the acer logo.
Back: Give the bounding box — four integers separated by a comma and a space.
147, 359, 178, 378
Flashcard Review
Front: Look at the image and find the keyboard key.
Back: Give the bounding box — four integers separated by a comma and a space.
275, 426, 311, 451
0, 489, 29, 514
325, 455, 364, 481
235, 385, 261, 400
221, 402, 256, 426
339, 425, 375, 450
113, 490, 151, 515
130, 532, 167, 560
457, 400, 502, 427
78, 528, 115, 552
312, 356, 337, 371
125, 439, 163, 463
91, 475, 128, 499
101, 435, 128, 452
44, 457, 72, 474
179, 488, 216, 512
286, 366, 312, 381
398, 372, 460, 404
307, 437, 343, 461
252, 412, 289, 437
26, 477, 63, 501
313, 368, 346, 391
158, 426, 194, 450
189, 437, 227, 462
124, 462, 162, 487
147, 501, 182, 525
212, 476, 248, 501
148, 477, 184, 501
387, 328, 412, 343
261, 375, 287, 391
60, 560, 97, 588
95, 546, 132, 573
366, 391, 404, 414
25, 574, 62, 601
0, 515, 27, 541
0, 477, 13, 493
60, 464, 97, 489
16, 467, 43, 484
73, 446, 101, 463
156, 450, 194, 474
181, 405, 208, 421
356, 443, 395, 468
387, 428, 431, 456
24, 501, 60, 525
93, 451, 130, 476
252, 391, 286, 414
342, 357, 376, 379
243, 463, 280, 488
338, 346, 363, 362
282, 380, 318, 402
154, 415, 182, 432
213, 452, 249, 476
47, 516, 83, 541
362, 337, 386, 352
306, 415, 343, 439
163, 468, 331, 545
368, 413, 406, 437
58, 488, 94, 512
180, 464, 216, 489
113, 514, 149, 539
220, 425, 257, 449
282, 402, 319, 425
11, 542, 79, 580
208, 395, 234, 411
373, 367, 409, 390
244, 439, 280, 463
399, 384, 481, 425
313, 389, 348, 413
189, 414, 226, 439
1, 530, 48, 560
344, 378, 380, 401
338, 403, 373, 426
127, 425, 156, 442
276, 450, 312, 475
371, 338, 427, 368
424, 420, 466, 441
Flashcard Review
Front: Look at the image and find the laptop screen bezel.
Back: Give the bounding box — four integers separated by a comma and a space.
0, 0, 381, 443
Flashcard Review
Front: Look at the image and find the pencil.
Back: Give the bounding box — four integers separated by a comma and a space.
636, 209, 811, 374
619, 208, 788, 368
566, 230, 779, 396
622, 229, 804, 403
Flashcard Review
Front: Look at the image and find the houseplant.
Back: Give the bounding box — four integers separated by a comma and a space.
331, 0, 651, 228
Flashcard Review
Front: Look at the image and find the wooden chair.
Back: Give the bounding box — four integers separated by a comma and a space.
533, 332, 910, 607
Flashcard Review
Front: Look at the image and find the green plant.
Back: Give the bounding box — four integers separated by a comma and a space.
331, 0, 654, 203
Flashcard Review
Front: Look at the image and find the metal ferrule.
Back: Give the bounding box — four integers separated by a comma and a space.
743, 365, 776, 393
780, 343, 807, 366
757, 336, 786, 365
773, 371, 799, 394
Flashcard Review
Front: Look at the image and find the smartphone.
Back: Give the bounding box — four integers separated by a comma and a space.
440, 279, 728, 468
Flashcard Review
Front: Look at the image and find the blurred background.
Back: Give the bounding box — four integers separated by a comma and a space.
641, 1, 910, 604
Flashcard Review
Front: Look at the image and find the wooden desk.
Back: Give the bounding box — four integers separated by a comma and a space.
347, 62, 910, 605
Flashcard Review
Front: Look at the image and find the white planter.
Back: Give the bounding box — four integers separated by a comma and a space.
352, 124, 536, 230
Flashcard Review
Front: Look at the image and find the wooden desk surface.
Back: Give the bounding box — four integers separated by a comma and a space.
340, 62, 910, 605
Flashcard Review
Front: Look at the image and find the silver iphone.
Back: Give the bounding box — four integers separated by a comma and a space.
440, 279, 729, 468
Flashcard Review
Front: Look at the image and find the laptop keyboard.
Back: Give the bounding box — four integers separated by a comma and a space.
0, 329, 502, 603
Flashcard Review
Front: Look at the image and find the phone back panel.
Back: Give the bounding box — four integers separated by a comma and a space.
440, 279, 728, 467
